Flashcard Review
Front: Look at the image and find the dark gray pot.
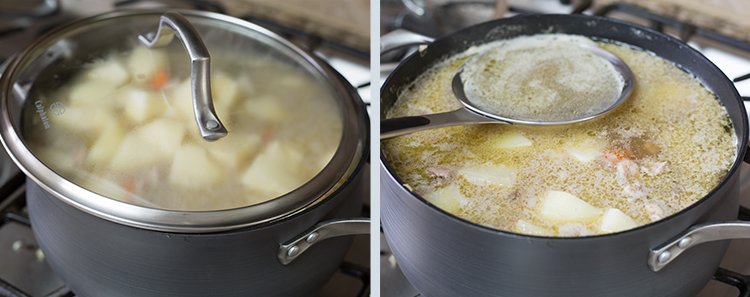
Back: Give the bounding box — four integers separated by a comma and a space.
380, 14, 748, 297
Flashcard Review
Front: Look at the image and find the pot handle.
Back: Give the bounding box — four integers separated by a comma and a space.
380, 29, 434, 73
278, 218, 369, 265
138, 11, 227, 141
380, 28, 434, 54
648, 221, 750, 272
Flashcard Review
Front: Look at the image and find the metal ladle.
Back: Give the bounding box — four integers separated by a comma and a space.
138, 11, 227, 141
380, 44, 634, 139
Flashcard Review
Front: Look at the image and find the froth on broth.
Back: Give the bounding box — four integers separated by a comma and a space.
462, 35, 624, 122
382, 34, 737, 237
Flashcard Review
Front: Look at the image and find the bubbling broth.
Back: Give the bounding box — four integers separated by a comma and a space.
382, 34, 737, 236
23, 43, 342, 211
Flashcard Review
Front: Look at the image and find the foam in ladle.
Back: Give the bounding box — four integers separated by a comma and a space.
461, 34, 626, 122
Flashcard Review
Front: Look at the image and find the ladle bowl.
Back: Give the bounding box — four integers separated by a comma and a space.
380, 42, 634, 139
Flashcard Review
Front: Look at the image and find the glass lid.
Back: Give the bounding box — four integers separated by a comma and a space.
0, 10, 363, 231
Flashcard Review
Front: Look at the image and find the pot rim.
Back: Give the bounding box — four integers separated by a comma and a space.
0, 9, 368, 233
380, 13, 748, 241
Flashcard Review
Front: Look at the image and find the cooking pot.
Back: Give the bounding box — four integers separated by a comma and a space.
380, 14, 749, 297
0, 9, 369, 297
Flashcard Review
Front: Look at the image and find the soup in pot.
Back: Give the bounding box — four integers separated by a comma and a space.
22, 43, 342, 211
382, 34, 737, 236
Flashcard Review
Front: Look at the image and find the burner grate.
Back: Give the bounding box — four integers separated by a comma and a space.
706, 205, 750, 297
714, 267, 750, 297
593, 3, 750, 88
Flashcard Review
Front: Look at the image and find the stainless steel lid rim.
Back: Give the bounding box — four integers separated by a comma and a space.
0, 9, 368, 233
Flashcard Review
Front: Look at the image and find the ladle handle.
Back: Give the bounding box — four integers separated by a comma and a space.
138, 11, 227, 141
381, 107, 506, 140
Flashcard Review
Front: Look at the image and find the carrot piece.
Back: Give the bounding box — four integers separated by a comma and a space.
262, 129, 274, 142
604, 149, 629, 164
151, 69, 169, 89
124, 177, 136, 195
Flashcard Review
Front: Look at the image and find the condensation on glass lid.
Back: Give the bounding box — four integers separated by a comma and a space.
22, 42, 343, 212
460, 34, 626, 122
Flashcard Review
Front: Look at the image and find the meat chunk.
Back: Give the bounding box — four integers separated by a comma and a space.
617, 159, 639, 177
426, 166, 458, 187
645, 202, 665, 222
426, 166, 455, 179
623, 181, 647, 199
672, 183, 685, 196
642, 161, 669, 176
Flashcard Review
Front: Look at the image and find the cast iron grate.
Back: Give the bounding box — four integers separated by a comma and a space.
710, 206, 750, 297
592, 3, 750, 97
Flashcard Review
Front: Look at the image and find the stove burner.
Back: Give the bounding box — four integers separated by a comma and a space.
715, 268, 750, 297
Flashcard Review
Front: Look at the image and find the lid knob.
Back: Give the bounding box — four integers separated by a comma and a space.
138, 11, 227, 141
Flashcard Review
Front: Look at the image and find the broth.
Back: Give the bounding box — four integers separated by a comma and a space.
382, 34, 737, 236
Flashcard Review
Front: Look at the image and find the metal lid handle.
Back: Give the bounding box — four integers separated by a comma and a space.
138, 11, 227, 141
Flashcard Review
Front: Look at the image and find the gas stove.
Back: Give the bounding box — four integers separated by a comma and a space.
0, 1, 370, 296
379, 0, 750, 296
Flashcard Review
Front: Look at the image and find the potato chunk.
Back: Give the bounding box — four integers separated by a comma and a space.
202, 133, 261, 168
120, 88, 167, 125
212, 72, 240, 108
539, 190, 601, 222
169, 144, 224, 188
121, 88, 166, 124
600, 208, 638, 233
167, 79, 194, 121
243, 95, 287, 123
110, 119, 185, 172
109, 134, 155, 173
421, 184, 464, 213
68, 81, 118, 107
241, 141, 305, 197
486, 129, 532, 149
565, 145, 603, 163
458, 165, 516, 187
513, 220, 554, 236
53, 106, 114, 138
86, 59, 131, 87
166, 77, 236, 132
127, 47, 168, 84
87, 120, 126, 165
135, 119, 185, 156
